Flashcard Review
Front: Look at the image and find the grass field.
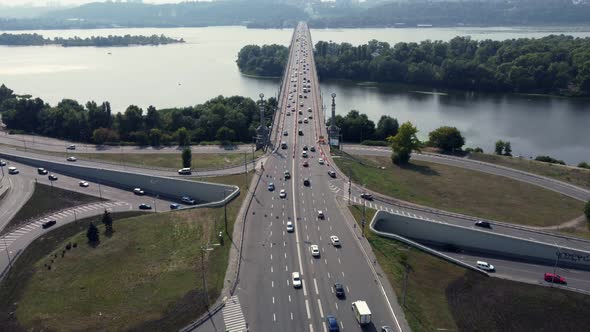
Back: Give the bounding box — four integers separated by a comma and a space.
469, 153, 590, 190
1, 183, 100, 236
1, 172, 252, 331
336, 154, 584, 227
348, 205, 590, 332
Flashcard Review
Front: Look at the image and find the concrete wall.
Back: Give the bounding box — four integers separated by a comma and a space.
370, 210, 590, 270
0, 152, 239, 207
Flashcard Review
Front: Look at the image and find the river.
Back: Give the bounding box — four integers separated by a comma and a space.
0, 26, 589, 164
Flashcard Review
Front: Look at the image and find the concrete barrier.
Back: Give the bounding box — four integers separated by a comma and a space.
0, 152, 238, 207
370, 210, 590, 270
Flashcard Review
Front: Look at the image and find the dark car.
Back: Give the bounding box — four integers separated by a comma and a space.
328, 170, 336, 178
360, 193, 373, 201
326, 315, 339, 332
333, 283, 345, 298
139, 204, 152, 210
475, 221, 492, 229
48, 174, 58, 181
303, 145, 308, 151
544, 272, 567, 284
42, 220, 57, 229
284, 170, 291, 179
310, 146, 316, 152
170, 203, 180, 210
37, 167, 48, 175
303, 178, 310, 186
298, 130, 304, 136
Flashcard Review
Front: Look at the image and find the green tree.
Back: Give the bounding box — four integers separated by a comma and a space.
101, 210, 114, 235
387, 121, 420, 165
375, 115, 399, 141
86, 222, 100, 245
428, 126, 465, 153
177, 127, 190, 146
578, 162, 590, 169
92, 127, 119, 145
149, 128, 162, 146
182, 147, 192, 168
495, 140, 505, 155
503, 141, 512, 156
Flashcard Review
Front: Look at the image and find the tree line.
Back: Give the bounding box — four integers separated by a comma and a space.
237, 44, 289, 77
0, 84, 276, 146
0, 33, 184, 47
239, 35, 590, 96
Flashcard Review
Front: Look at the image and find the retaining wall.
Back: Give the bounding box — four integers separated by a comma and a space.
0, 152, 238, 207
370, 210, 590, 270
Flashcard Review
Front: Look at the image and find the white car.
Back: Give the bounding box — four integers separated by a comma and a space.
303, 118, 308, 123
178, 168, 191, 175
330, 236, 341, 247
317, 210, 324, 219
133, 188, 145, 195
286, 221, 294, 232
8, 166, 18, 174
318, 158, 325, 165
79, 181, 89, 187
310, 245, 320, 257
302, 151, 308, 158
279, 189, 286, 198
67, 144, 76, 150
292, 272, 302, 288
66, 156, 77, 162
476, 261, 495, 271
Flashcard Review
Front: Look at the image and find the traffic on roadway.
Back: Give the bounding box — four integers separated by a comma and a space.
237, 23, 406, 332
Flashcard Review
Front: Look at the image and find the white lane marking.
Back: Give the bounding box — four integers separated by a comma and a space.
286, 265, 289, 271
310, 324, 314, 332
346, 286, 350, 293
272, 280, 274, 288
271, 266, 273, 273
273, 297, 275, 304
314, 278, 319, 295
327, 272, 331, 279
323, 322, 327, 332
271, 254, 273, 260
289, 295, 291, 302
335, 302, 339, 310
273, 313, 276, 321
291, 312, 294, 320
317, 298, 324, 318
305, 299, 311, 319
338, 257, 341, 264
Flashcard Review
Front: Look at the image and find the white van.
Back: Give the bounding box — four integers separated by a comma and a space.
476, 261, 495, 271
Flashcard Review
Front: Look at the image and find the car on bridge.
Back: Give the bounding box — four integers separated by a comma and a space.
310, 146, 316, 152
268, 183, 275, 191
48, 174, 58, 181
170, 203, 180, 210
333, 283, 345, 298
318, 210, 324, 219
292, 272, 302, 288
310, 244, 320, 257
139, 204, 152, 210
303, 161, 309, 167
286, 221, 294, 232
330, 236, 341, 247
360, 193, 373, 200
475, 220, 492, 229
303, 178, 310, 186
66, 156, 77, 162
37, 167, 48, 175
326, 315, 339, 332
284, 170, 291, 179
279, 189, 286, 198
544, 273, 566, 284
181, 196, 196, 205
328, 170, 336, 178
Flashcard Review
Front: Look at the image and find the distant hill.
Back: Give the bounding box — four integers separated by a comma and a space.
309, 0, 590, 28
44, 1, 305, 28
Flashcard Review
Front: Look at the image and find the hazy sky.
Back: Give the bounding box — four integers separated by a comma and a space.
0, 0, 189, 6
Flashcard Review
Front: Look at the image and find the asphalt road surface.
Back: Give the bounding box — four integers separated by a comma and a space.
236, 23, 408, 332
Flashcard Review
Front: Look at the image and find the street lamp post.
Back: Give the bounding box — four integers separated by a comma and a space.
98, 180, 103, 202
223, 190, 229, 234
551, 245, 561, 287
200, 245, 214, 308
361, 183, 366, 238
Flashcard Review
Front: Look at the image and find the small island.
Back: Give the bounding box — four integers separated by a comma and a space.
0, 33, 185, 47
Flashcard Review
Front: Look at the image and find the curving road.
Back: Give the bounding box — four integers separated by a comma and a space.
342, 144, 590, 202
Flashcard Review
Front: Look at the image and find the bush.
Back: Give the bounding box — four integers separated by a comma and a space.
535, 155, 566, 165
465, 147, 474, 153
361, 140, 388, 146
428, 126, 465, 153
585, 200, 590, 221
474, 147, 484, 153
578, 162, 590, 169
392, 149, 410, 165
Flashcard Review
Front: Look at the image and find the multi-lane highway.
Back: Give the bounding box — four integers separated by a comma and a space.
236, 23, 408, 332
